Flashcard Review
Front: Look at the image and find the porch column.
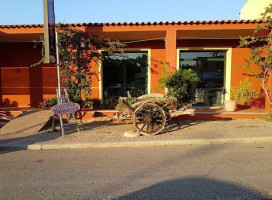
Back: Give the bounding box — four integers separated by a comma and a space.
165, 29, 177, 69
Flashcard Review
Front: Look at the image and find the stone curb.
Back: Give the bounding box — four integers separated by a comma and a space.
2, 137, 272, 150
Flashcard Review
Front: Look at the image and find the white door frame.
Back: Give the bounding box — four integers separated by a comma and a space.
99, 48, 151, 103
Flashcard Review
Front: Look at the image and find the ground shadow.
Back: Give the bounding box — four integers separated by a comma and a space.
78, 120, 132, 132
161, 118, 232, 134
160, 120, 201, 134
77, 118, 221, 136
116, 177, 269, 200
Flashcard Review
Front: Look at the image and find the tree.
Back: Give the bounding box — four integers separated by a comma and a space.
56, 25, 124, 105
239, 4, 272, 105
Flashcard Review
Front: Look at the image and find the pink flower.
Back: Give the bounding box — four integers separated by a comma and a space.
90, 45, 97, 50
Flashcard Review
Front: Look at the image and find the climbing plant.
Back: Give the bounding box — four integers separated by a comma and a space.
239, 4, 272, 105
56, 25, 124, 105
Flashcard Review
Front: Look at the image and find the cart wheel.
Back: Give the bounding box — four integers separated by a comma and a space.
133, 102, 166, 136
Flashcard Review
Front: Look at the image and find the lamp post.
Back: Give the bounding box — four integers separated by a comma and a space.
55, 31, 61, 98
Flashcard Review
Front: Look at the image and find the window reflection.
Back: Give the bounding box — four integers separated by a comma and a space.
180, 51, 225, 107
103, 52, 148, 99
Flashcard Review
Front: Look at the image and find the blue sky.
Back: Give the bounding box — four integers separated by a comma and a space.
0, 0, 248, 25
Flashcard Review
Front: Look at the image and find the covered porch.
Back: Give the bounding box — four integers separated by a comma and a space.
0, 20, 269, 112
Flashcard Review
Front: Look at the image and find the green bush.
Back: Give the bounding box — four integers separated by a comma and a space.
231, 77, 259, 104
159, 68, 199, 100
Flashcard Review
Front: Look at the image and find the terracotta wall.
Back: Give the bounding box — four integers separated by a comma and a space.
89, 59, 100, 100
0, 42, 113, 107
231, 48, 265, 108
0, 42, 58, 107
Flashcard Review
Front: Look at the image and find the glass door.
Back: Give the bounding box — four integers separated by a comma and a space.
179, 51, 226, 107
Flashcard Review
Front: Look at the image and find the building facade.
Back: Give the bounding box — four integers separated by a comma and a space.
0, 20, 269, 110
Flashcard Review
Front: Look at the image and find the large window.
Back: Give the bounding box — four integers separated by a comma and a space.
103, 52, 148, 99
180, 51, 226, 106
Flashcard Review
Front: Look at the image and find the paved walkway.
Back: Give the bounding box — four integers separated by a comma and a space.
1, 118, 272, 150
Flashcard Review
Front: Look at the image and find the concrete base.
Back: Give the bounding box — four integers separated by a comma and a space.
124, 130, 141, 137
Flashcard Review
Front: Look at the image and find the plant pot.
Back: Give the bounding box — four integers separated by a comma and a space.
224, 100, 237, 112
164, 87, 168, 95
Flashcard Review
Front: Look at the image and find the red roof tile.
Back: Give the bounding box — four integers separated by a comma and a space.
0, 19, 263, 29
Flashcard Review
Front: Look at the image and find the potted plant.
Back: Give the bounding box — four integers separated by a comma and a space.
225, 77, 259, 111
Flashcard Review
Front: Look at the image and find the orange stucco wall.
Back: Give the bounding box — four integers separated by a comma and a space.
0, 42, 49, 107
0, 42, 102, 107
231, 48, 265, 108
150, 49, 166, 93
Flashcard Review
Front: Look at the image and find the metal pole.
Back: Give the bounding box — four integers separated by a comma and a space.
55, 31, 61, 98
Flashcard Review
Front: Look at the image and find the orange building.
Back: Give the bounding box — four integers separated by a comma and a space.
0, 20, 270, 112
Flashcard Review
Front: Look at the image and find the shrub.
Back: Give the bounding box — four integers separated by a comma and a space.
159, 68, 199, 100
231, 77, 259, 104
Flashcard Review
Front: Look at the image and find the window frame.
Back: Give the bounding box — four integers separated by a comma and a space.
99, 48, 151, 103
177, 47, 232, 102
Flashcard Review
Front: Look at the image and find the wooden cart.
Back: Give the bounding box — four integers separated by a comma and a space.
117, 94, 195, 136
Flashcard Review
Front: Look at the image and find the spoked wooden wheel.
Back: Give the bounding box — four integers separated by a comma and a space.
133, 103, 166, 136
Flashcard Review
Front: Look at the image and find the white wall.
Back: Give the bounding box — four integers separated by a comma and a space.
240, 0, 272, 20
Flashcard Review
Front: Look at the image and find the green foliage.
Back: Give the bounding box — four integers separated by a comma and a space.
101, 96, 119, 109
231, 77, 259, 104
40, 97, 58, 108
56, 25, 124, 104
83, 98, 93, 108
239, 3, 272, 105
115, 97, 137, 111
157, 61, 175, 89
159, 67, 199, 100
261, 112, 272, 122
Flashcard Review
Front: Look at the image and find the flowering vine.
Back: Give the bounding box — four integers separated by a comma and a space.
57, 25, 124, 105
